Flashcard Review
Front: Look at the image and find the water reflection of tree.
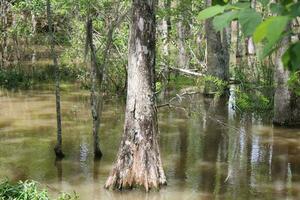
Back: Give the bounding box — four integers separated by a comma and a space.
198, 97, 229, 196
225, 114, 253, 200
174, 121, 188, 183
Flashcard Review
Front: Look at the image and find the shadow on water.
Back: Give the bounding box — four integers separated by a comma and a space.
1, 88, 300, 199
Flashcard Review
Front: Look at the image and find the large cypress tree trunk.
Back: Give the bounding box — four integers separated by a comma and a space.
47, 0, 64, 158
105, 0, 167, 191
204, 0, 229, 95
273, 33, 300, 126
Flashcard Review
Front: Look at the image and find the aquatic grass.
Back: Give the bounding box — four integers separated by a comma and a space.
0, 179, 78, 200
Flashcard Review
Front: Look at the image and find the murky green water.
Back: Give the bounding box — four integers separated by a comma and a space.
1, 88, 300, 200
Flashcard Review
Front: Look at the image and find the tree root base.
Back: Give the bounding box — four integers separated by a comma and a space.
104, 180, 167, 192
54, 146, 65, 159
94, 149, 103, 160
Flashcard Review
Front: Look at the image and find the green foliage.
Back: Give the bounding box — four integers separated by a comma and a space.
213, 10, 239, 32
0, 65, 88, 89
253, 16, 289, 58
198, 5, 226, 20
168, 75, 196, 91
287, 71, 300, 96
235, 88, 272, 112
0, 179, 78, 200
238, 9, 262, 36
282, 42, 300, 72
197, 75, 228, 97
198, 0, 300, 71
232, 61, 274, 112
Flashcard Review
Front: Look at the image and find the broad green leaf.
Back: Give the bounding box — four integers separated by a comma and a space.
225, 2, 250, 10
283, 42, 300, 71
198, 5, 225, 20
213, 10, 239, 32
254, 16, 290, 58
238, 8, 262, 36
261, 40, 277, 58
253, 16, 289, 43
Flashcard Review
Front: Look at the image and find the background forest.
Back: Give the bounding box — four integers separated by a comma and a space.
0, 0, 300, 199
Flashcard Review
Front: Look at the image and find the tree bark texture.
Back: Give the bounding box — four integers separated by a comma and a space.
158, 0, 171, 82
0, 0, 8, 67
47, 0, 64, 158
204, 0, 229, 95
31, 11, 37, 63
86, 17, 103, 159
105, 0, 167, 191
273, 32, 300, 126
177, 0, 190, 69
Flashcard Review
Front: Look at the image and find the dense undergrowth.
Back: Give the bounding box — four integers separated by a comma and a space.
0, 61, 276, 114
233, 62, 274, 113
0, 179, 78, 200
0, 65, 87, 90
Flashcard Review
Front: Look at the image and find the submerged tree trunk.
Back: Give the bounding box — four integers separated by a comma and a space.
105, 0, 167, 191
86, 17, 103, 159
204, 0, 229, 95
47, 0, 64, 158
273, 32, 300, 126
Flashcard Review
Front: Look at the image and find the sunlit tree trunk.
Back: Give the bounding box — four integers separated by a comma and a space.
12, 13, 20, 64
47, 0, 64, 158
159, 0, 171, 83
31, 10, 37, 63
105, 0, 167, 191
235, 22, 243, 59
0, 0, 8, 67
273, 32, 300, 126
245, 0, 258, 82
177, 0, 190, 69
222, 26, 231, 72
204, 0, 229, 95
246, 0, 256, 57
86, 16, 103, 159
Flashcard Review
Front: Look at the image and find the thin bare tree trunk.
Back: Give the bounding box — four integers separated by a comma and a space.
246, 0, 258, 81
246, 0, 256, 57
12, 12, 20, 64
86, 16, 103, 159
177, 0, 190, 69
1, 0, 8, 67
47, 0, 64, 158
31, 10, 37, 63
222, 26, 231, 72
159, 0, 171, 83
235, 22, 243, 59
105, 0, 166, 191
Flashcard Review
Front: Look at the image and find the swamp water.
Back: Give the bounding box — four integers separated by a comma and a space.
1, 88, 300, 200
